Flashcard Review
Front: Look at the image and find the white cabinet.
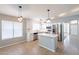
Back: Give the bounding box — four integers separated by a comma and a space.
38, 33, 57, 52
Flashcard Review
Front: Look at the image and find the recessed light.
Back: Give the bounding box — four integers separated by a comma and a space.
51, 17, 55, 19
58, 13, 67, 17
71, 7, 79, 12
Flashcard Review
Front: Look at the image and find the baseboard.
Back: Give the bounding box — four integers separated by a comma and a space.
39, 44, 56, 52
0, 40, 26, 48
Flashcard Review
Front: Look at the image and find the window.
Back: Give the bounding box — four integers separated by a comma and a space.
41, 23, 47, 30
70, 20, 77, 24
70, 20, 78, 35
2, 20, 23, 40
32, 24, 40, 30
71, 24, 77, 35
63, 23, 69, 33
2, 21, 13, 39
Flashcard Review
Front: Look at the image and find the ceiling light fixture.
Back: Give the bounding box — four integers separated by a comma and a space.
18, 5, 23, 22
46, 9, 51, 23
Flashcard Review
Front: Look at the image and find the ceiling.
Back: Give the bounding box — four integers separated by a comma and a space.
0, 4, 79, 20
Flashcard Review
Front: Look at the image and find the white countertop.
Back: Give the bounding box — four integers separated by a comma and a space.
38, 33, 58, 38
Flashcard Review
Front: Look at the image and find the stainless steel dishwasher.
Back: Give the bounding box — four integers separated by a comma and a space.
33, 33, 38, 41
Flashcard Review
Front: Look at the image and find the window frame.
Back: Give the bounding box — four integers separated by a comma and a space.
1, 20, 23, 40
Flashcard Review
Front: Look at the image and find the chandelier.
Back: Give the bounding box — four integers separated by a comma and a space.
18, 6, 23, 22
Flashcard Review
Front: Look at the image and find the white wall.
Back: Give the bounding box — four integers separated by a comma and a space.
0, 14, 26, 48
26, 18, 33, 41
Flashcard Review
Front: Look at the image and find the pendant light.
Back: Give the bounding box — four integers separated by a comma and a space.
46, 9, 51, 23
18, 5, 23, 22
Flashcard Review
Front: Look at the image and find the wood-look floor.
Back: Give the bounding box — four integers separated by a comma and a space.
64, 36, 79, 55
0, 40, 64, 55
0, 35, 79, 55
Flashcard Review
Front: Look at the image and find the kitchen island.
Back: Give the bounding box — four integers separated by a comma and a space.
38, 33, 58, 52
